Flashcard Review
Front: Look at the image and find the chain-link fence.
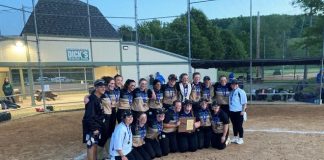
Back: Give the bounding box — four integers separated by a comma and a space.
0, 0, 323, 120
218, 65, 322, 105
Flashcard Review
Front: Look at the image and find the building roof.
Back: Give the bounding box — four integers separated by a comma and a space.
21, 0, 119, 39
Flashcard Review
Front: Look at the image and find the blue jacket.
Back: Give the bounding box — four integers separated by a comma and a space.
156, 72, 165, 84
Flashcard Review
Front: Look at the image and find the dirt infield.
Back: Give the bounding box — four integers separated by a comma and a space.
0, 111, 84, 160
0, 105, 324, 160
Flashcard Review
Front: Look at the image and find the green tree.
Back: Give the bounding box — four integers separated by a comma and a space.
292, 0, 324, 15
292, 0, 324, 57
165, 16, 188, 56
190, 8, 225, 59
213, 14, 308, 59
118, 25, 134, 41
220, 30, 247, 60
119, 8, 314, 60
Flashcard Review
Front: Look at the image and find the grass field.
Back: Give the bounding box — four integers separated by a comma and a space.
218, 66, 320, 81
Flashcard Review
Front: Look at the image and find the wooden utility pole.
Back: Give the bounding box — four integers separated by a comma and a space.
304, 9, 313, 80
256, 12, 261, 78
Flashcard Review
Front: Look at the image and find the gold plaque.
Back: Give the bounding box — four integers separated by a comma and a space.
178, 117, 195, 133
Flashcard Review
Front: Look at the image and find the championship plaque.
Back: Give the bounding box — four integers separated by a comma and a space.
178, 117, 195, 133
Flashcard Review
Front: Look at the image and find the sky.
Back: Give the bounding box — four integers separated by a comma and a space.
0, 0, 305, 35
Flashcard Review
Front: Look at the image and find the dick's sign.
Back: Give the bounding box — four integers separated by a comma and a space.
66, 49, 90, 61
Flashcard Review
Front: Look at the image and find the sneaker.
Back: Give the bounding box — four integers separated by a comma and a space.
231, 136, 238, 143
225, 137, 231, 146
236, 138, 244, 144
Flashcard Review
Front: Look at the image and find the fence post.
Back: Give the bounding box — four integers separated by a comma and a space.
249, 0, 253, 103
187, 0, 192, 79
32, 0, 46, 109
19, 68, 26, 99
135, 0, 140, 81
319, 28, 324, 105
84, 67, 88, 91
58, 68, 62, 90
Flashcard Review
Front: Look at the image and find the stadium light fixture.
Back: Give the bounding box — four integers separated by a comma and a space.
123, 46, 129, 50
14, 41, 26, 54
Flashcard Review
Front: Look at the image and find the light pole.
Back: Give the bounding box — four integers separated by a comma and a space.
320, 28, 324, 105
22, 5, 36, 106
263, 36, 266, 59
32, 0, 46, 109
187, 0, 192, 78
135, 0, 140, 81
282, 31, 286, 80
86, 0, 96, 82
249, 0, 253, 103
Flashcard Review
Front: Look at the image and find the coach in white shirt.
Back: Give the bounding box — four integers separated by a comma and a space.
229, 79, 247, 145
110, 110, 135, 160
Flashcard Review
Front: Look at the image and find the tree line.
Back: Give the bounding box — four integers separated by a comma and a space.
118, 7, 323, 60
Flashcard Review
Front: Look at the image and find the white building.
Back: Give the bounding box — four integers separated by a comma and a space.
0, 0, 216, 98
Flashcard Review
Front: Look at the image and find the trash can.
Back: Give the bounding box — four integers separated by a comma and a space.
13, 89, 22, 103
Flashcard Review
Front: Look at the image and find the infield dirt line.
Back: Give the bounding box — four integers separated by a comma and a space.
245, 128, 324, 135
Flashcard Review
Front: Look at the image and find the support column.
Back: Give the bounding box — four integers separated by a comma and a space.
28, 67, 36, 106
19, 68, 26, 99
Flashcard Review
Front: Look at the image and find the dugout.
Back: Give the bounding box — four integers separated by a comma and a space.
192, 58, 323, 104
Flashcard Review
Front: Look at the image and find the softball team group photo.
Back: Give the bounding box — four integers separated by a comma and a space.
82, 72, 247, 160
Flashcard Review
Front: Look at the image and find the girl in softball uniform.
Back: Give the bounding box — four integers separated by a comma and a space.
195, 98, 212, 149
143, 109, 165, 159
177, 100, 200, 153
162, 74, 178, 110
132, 78, 153, 119
117, 79, 136, 123
210, 101, 229, 150
131, 112, 152, 160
